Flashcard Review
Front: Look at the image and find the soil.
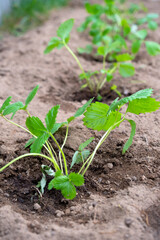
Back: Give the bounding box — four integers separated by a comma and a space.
0, 0, 160, 239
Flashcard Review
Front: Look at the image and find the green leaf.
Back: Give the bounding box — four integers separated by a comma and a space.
78, 137, 94, 151
25, 85, 39, 106
97, 46, 107, 56
97, 41, 122, 56
106, 72, 113, 82
37, 173, 46, 194
134, 29, 147, 40
119, 63, 135, 77
121, 19, 131, 36
67, 116, 75, 124
41, 165, 55, 177
48, 175, 68, 190
78, 45, 93, 54
85, 2, 103, 14
45, 105, 60, 132
111, 84, 121, 97
83, 102, 122, 131
0, 96, 12, 114
148, 21, 158, 30
51, 122, 65, 134
25, 137, 36, 148
57, 19, 74, 41
122, 120, 136, 154
107, 89, 153, 115
74, 98, 94, 118
61, 183, 76, 200
44, 37, 64, 54
26, 116, 47, 137
147, 13, 159, 20
145, 41, 160, 56
48, 175, 76, 200
131, 40, 142, 54
116, 53, 133, 62
55, 170, 62, 177
3, 101, 24, 119
70, 150, 90, 169
30, 133, 50, 153
127, 97, 160, 115
69, 173, 84, 186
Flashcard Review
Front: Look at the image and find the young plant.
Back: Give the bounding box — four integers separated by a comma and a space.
0, 87, 159, 200
78, 1, 160, 59
44, 19, 135, 97
0, 86, 93, 199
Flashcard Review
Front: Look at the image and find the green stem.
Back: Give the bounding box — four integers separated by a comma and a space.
59, 125, 69, 173
64, 42, 93, 92
47, 141, 59, 162
45, 141, 59, 171
2, 115, 31, 134
99, 64, 118, 90
81, 118, 125, 176
49, 133, 68, 175
25, 109, 31, 117
0, 153, 59, 172
2, 115, 50, 154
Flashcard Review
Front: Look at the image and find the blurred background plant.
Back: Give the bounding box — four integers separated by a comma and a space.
0, 0, 70, 36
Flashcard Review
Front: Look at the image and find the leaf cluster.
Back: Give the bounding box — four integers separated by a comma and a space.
83, 88, 160, 153
78, 0, 160, 58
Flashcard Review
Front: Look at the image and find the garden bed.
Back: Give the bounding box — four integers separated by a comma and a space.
0, 0, 160, 239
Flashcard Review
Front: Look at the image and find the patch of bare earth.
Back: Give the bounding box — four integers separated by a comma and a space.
0, 0, 160, 239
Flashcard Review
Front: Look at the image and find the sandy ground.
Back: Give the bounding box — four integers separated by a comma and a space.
0, 0, 160, 239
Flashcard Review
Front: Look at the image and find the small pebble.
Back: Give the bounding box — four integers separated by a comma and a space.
55, 210, 64, 217
81, 100, 87, 105
107, 163, 113, 169
124, 218, 133, 227
65, 209, 70, 214
98, 177, 102, 183
0, 189, 3, 194
88, 205, 93, 211
4, 193, 9, 197
132, 176, 137, 181
0, 159, 4, 165
70, 206, 76, 211
141, 175, 147, 181
92, 201, 97, 207
123, 89, 129, 95
33, 203, 41, 211
106, 180, 110, 185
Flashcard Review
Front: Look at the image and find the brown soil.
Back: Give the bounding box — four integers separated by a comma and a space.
0, 0, 160, 239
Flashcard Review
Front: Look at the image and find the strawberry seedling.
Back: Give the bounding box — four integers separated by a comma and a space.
0, 86, 93, 199
78, 0, 160, 59
0, 87, 159, 200
44, 19, 135, 98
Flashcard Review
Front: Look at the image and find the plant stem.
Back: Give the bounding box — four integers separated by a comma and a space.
81, 118, 125, 176
103, 55, 106, 70
0, 153, 60, 172
1, 115, 50, 154
49, 133, 68, 175
25, 109, 31, 117
63, 42, 93, 92
59, 125, 69, 173
45, 141, 59, 171
2, 115, 31, 134
99, 64, 118, 90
